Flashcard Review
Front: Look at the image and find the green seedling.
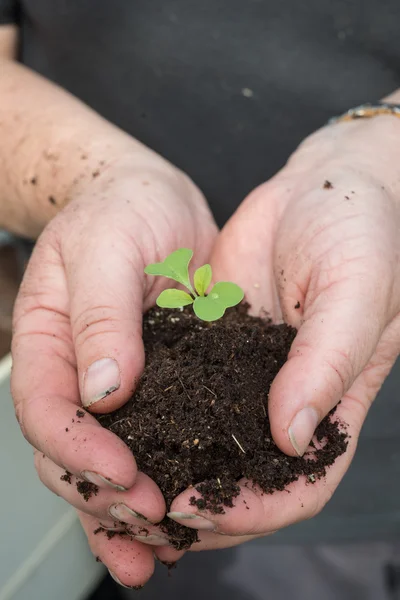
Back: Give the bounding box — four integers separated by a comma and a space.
144, 248, 244, 322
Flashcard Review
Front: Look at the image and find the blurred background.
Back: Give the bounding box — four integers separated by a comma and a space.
0, 233, 19, 359
0, 235, 106, 600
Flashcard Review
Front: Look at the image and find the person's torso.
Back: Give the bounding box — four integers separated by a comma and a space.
20, 0, 400, 224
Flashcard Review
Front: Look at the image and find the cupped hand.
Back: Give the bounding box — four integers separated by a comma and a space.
11, 158, 217, 587
167, 116, 400, 554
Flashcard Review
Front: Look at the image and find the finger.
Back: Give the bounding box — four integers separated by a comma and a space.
168, 481, 269, 536
270, 182, 399, 456
35, 453, 166, 526
59, 213, 147, 414
78, 512, 155, 589
17, 392, 137, 489
270, 266, 392, 457
12, 237, 137, 490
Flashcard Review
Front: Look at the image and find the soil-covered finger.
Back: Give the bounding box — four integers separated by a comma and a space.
78, 512, 155, 588
26, 398, 137, 490
34, 453, 166, 526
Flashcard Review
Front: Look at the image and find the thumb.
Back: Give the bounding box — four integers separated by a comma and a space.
269, 273, 390, 457
64, 228, 146, 414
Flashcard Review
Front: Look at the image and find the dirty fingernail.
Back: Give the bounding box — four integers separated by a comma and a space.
81, 470, 127, 491
134, 534, 170, 546
155, 558, 177, 569
167, 512, 216, 531
108, 570, 136, 589
288, 407, 319, 456
83, 358, 120, 407
99, 522, 126, 532
109, 503, 151, 525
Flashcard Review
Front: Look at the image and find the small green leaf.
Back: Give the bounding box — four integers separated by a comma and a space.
209, 282, 244, 307
144, 248, 193, 290
194, 264, 212, 296
193, 281, 244, 322
193, 296, 225, 321
156, 289, 194, 309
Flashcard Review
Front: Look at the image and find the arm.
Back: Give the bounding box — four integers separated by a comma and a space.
4, 24, 218, 586
0, 26, 176, 237
166, 100, 400, 553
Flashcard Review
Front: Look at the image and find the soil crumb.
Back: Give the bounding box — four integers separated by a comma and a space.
77, 480, 99, 501
60, 470, 72, 484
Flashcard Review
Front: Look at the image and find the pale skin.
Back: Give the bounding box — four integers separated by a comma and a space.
2, 23, 400, 587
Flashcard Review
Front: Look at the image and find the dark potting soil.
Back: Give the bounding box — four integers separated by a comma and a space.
60, 470, 72, 485
98, 305, 347, 550
76, 480, 99, 501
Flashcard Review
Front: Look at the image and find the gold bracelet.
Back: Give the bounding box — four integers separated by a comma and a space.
329, 102, 400, 125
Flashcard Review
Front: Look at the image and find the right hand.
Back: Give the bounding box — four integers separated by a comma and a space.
11, 158, 217, 587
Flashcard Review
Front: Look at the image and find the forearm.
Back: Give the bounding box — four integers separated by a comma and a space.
0, 53, 173, 238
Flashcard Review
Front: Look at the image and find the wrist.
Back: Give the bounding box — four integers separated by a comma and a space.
288, 115, 400, 195
6, 138, 191, 239
65, 149, 205, 228
72, 151, 197, 205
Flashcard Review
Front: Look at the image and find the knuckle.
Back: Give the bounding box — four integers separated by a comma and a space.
11, 392, 49, 451
359, 329, 400, 405
323, 347, 355, 397
12, 395, 29, 442
305, 487, 331, 521
362, 362, 390, 398
33, 451, 46, 484
72, 305, 121, 348
242, 178, 284, 208
292, 341, 354, 398
34, 452, 61, 497
344, 392, 369, 424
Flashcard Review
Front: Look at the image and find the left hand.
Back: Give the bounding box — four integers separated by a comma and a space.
166, 115, 400, 555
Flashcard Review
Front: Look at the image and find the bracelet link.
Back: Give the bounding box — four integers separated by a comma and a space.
329, 102, 400, 125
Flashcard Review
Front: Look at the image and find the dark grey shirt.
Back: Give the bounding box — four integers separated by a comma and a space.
1, 0, 400, 544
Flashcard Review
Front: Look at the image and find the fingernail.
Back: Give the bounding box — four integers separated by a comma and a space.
109, 503, 152, 525
167, 512, 216, 531
155, 557, 177, 569
108, 570, 137, 589
99, 523, 126, 532
288, 407, 319, 456
134, 534, 170, 546
83, 358, 120, 407
81, 470, 127, 492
